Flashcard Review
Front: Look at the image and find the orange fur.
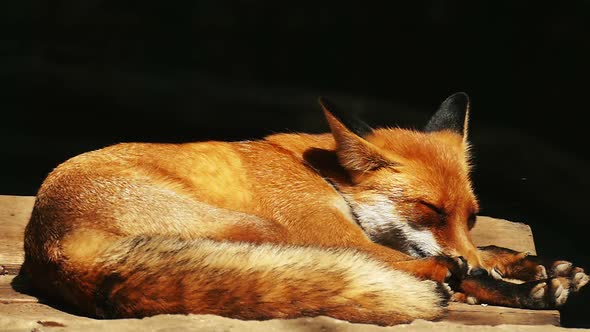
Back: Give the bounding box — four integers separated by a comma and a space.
21, 94, 587, 325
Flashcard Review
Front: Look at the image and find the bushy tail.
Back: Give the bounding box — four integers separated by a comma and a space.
34, 235, 448, 326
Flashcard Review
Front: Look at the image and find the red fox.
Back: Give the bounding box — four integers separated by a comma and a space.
22, 93, 588, 325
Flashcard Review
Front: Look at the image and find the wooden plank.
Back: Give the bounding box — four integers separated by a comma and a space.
0, 301, 561, 329
0, 275, 37, 304
445, 302, 559, 326
471, 216, 537, 255
0, 195, 35, 275
0, 302, 91, 328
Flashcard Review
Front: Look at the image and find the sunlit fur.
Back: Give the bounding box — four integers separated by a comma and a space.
344, 192, 443, 257
337, 128, 481, 265
22, 106, 485, 326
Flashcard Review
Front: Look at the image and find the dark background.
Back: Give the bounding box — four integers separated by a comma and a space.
4, 0, 590, 327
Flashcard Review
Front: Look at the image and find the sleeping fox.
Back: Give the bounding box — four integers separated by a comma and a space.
22, 92, 588, 325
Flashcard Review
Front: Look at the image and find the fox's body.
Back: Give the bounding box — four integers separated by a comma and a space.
22, 94, 588, 325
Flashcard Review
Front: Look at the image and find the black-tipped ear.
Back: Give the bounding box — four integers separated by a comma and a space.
318, 97, 373, 138
424, 92, 470, 138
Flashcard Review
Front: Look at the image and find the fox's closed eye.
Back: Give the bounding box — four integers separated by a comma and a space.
419, 200, 445, 217
413, 200, 447, 227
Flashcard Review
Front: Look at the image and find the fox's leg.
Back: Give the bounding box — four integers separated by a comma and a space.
353, 242, 468, 284
444, 246, 589, 308
365, 244, 588, 308
359, 243, 587, 309
454, 275, 575, 309
478, 246, 588, 291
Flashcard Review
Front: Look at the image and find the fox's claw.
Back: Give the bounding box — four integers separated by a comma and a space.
528, 277, 571, 308
531, 261, 588, 294
521, 260, 588, 298
450, 256, 469, 279
543, 262, 588, 292
571, 267, 589, 291
551, 278, 569, 307
534, 265, 548, 280
439, 255, 468, 289
550, 261, 573, 276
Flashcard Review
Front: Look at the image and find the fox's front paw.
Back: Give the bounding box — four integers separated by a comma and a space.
434, 255, 468, 290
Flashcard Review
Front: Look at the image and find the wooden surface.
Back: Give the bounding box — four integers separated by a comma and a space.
0, 275, 37, 304
471, 216, 537, 255
0, 195, 35, 275
0, 195, 558, 326
445, 302, 559, 326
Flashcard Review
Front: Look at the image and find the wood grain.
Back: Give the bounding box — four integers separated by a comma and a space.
0, 275, 37, 304
445, 302, 559, 326
471, 216, 537, 255
0, 195, 35, 275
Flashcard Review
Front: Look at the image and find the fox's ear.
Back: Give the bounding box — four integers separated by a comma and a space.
319, 97, 391, 172
318, 97, 373, 138
425, 92, 470, 140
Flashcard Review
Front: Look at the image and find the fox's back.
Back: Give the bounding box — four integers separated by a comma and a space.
25, 135, 350, 259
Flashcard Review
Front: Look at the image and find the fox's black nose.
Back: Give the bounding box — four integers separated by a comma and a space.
470, 268, 488, 277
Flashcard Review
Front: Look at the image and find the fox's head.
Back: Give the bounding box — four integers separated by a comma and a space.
321, 93, 483, 269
